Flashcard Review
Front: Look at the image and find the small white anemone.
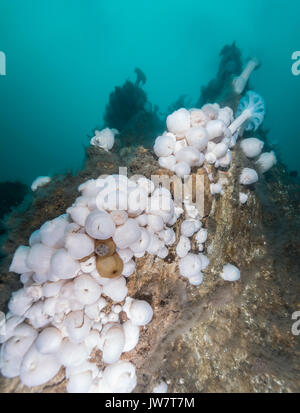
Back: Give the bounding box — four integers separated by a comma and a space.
102, 360, 137, 393
220, 264, 241, 281
40, 215, 69, 248
166, 108, 191, 138
9, 246, 31, 274
123, 298, 153, 326
99, 323, 125, 364
240, 138, 264, 158
239, 168, 259, 185
176, 236, 191, 258
255, 151, 277, 173
113, 219, 141, 249
102, 276, 128, 302
65, 232, 95, 260
20, 344, 61, 387
123, 320, 140, 352
154, 135, 176, 157
49, 249, 80, 280
85, 210, 115, 240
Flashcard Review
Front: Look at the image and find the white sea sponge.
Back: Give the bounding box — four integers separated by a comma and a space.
240, 138, 264, 158
31, 176, 51, 192
220, 264, 241, 281
20, 344, 61, 387
239, 168, 259, 185
123, 298, 153, 326
85, 210, 115, 240
102, 276, 128, 302
74, 274, 102, 305
186, 127, 209, 151
65, 232, 95, 260
123, 320, 140, 352
49, 248, 80, 280
9, 246, 31, 274
26, 243, 55, 275
154, 135, 175, 157
255, 151, 277, 173
35, 327, 62, 354
179, 254, 202, 279
102, 360, 137, 393
176, 235, 191, 258
166, 108, 190, 138
99, 323, 125, 364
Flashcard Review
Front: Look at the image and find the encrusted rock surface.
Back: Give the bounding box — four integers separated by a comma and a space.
0, 143, 299, 393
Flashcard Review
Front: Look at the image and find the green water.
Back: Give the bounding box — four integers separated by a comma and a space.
0, 0, 299, 185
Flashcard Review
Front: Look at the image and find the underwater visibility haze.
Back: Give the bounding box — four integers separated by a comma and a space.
0, 0, 299, 395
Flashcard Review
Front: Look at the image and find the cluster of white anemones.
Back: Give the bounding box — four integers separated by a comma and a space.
0, 174, 184, 393
153, 91, 276, 204
154, 104, 237, 196
1, 91, 278, 393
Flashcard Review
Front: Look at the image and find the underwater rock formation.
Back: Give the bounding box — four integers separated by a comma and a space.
0, 46, 299, 393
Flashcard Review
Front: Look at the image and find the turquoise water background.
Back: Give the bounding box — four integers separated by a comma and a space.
0, 0, 299, 185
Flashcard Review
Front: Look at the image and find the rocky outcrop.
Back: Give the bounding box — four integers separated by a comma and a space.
0, 141, 299, 393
